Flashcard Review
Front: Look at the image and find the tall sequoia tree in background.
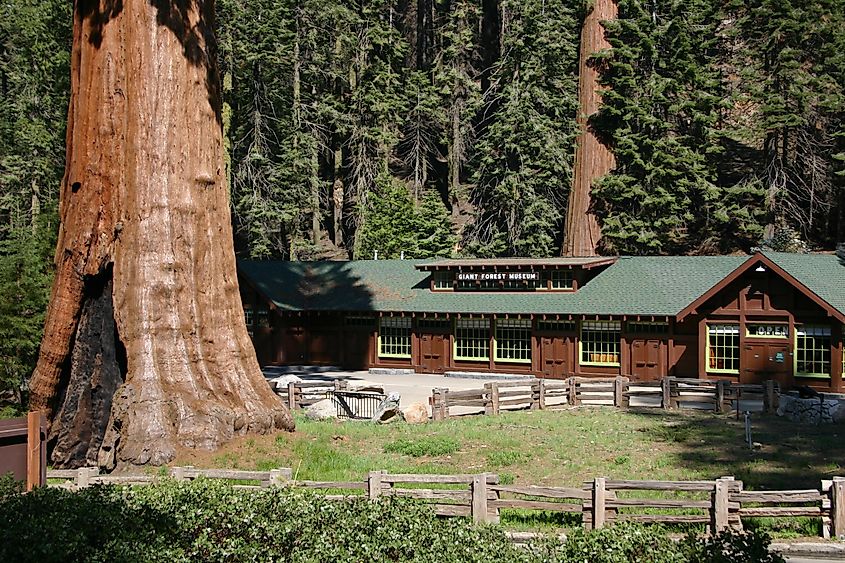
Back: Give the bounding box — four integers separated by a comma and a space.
29, 0, 293, 469
561, 0, 617, 257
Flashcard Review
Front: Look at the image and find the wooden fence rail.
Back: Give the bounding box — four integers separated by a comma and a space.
46, 469, 845, 538
430, 377, 779, 421
274, 380, 386, 411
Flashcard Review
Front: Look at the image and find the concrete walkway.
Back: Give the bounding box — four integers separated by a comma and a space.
263, 366, 524, 409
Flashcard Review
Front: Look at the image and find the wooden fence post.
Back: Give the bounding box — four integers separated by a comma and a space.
287, 382, 297, 411
533, 379, 546, 410
76, 467, 97, 489
832, 477, 845, 539
441, 389, 450, 420
715, 380, 725, 413
712, 477, 732, 532
592, 477, 607, 529
472, 473, 489, 524
662, 377, 672, 410
171, 466, 186, 481
270, 468, 291, 488
568, 377, 579, 406
763, 380, 777, 414
484, 382, 500, 415
26, 411, 43, 491
613, 377, 627, 408
429, 390, 440, 421
368, 470, 384, 500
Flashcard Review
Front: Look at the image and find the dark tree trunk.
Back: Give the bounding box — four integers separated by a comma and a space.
480, 0, 500, 95
30, 0, 294, 470
562, 0, 617, 257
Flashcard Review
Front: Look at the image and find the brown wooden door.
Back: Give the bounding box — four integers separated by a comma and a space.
541, 336, 568, 379
343, 330, 371, 369
631, 339, 662, 381
742, 342, 790, 384
279, 326, 306, 364
420, 334, 446, 373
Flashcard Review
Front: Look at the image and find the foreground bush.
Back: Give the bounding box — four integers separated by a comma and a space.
0, 479, 783, 562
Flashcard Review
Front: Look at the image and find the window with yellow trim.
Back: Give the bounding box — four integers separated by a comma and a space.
548, 270, 573, 290
707, 324, 739, 373
455, 318, 490, 361
495, 319, 531, 363
795, 325, 831, 377
580, 321, 621, 365
431, 271, 452, 290
379, 317, 412, 358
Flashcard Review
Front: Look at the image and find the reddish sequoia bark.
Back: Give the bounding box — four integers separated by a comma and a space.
30, 0, 293, 469
562, 0, 617, 257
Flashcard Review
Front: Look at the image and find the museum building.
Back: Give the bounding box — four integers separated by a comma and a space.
238, 251, 845, 392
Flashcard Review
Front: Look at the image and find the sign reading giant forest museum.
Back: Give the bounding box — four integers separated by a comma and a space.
456, 271, 540, 282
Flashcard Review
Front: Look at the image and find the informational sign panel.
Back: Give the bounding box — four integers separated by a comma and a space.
746, 323, 788, 338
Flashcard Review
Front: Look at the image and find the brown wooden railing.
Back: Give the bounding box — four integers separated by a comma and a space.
430, 377, 780, 420
46, 468, 845, 538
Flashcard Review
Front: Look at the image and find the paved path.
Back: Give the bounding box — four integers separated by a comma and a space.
263, 367, 525, 411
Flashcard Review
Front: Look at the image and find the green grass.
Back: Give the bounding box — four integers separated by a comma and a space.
174, 407, 845, 536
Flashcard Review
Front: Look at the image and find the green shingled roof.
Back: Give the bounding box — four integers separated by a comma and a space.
238, 253, 845, 318
762, 251, 845, 317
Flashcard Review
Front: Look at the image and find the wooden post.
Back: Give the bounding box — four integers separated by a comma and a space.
661, 377, 672, 410
712, 477, 731, 532
593, 477, 607, 529
472, 473, 489, 524
483, 382, 500, 415
368, 470, 384, 500
430, 390, 441, 421
613, 376, 626, 408
763, 380, 777, 414
568, 377, 579, 406
270, 468, 291, 488
26, 411, 43, 491
441, 389, 451, 420
287, 382, 297, 411
171, 466, 186, 481
535, 379, 546, 410
832, 477, 845, 539
76, 466, 97, 489
715, 380, 725, 413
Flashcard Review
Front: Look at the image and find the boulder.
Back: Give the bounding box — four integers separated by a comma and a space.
372, 392, 403, 424
401, 402, 429, 424
269, 374, 302, 392
306, 398, 338, 421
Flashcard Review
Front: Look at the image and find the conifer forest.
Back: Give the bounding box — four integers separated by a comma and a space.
1, 0, 844, 401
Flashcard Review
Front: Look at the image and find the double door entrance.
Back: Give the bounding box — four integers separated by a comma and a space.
742, 341, 790, 384
419, 333, 447, 374
630, 339, 663, 381
540, 335, 573, 379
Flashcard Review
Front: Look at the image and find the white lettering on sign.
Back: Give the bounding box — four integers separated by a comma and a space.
747, 324, 788, 338
456, 271, 540, 282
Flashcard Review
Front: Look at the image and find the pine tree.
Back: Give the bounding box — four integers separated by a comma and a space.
592, 0, 765, 254
467, 0, 580, 257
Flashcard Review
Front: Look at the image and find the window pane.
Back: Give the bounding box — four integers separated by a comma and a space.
581, 321, 621, 365
455, 318, 490, 360
707, 324, 739, 373
495, 319, 531, 363
379, 317, 411, 358
796, 325, 831, 376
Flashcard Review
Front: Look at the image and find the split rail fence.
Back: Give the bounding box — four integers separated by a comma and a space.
47, 468, 845, 539
430, 377, 780, 421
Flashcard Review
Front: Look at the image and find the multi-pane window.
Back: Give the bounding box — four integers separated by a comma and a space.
627, 322, 669, 335
379, 317, 412, 358
495, 319, 532, 363
548, 270, 574, 290
432, 272, 452, 290
346, 315, 376, 329
257, 307, 270, 328
417, 318, 451, 331
795, 325, 831, 377
244, 307, 254, 327
455, 318, 491, 360
707, 324, 739, 373
537, 320, 576, 332
580, 321, 621, 365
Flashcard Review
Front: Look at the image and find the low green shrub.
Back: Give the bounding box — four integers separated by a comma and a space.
0, 480, 785, 563
383, 435, 460, 457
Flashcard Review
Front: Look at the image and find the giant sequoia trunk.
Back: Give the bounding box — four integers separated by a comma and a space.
562, 0, 617, 257
29, 0, 294, 469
